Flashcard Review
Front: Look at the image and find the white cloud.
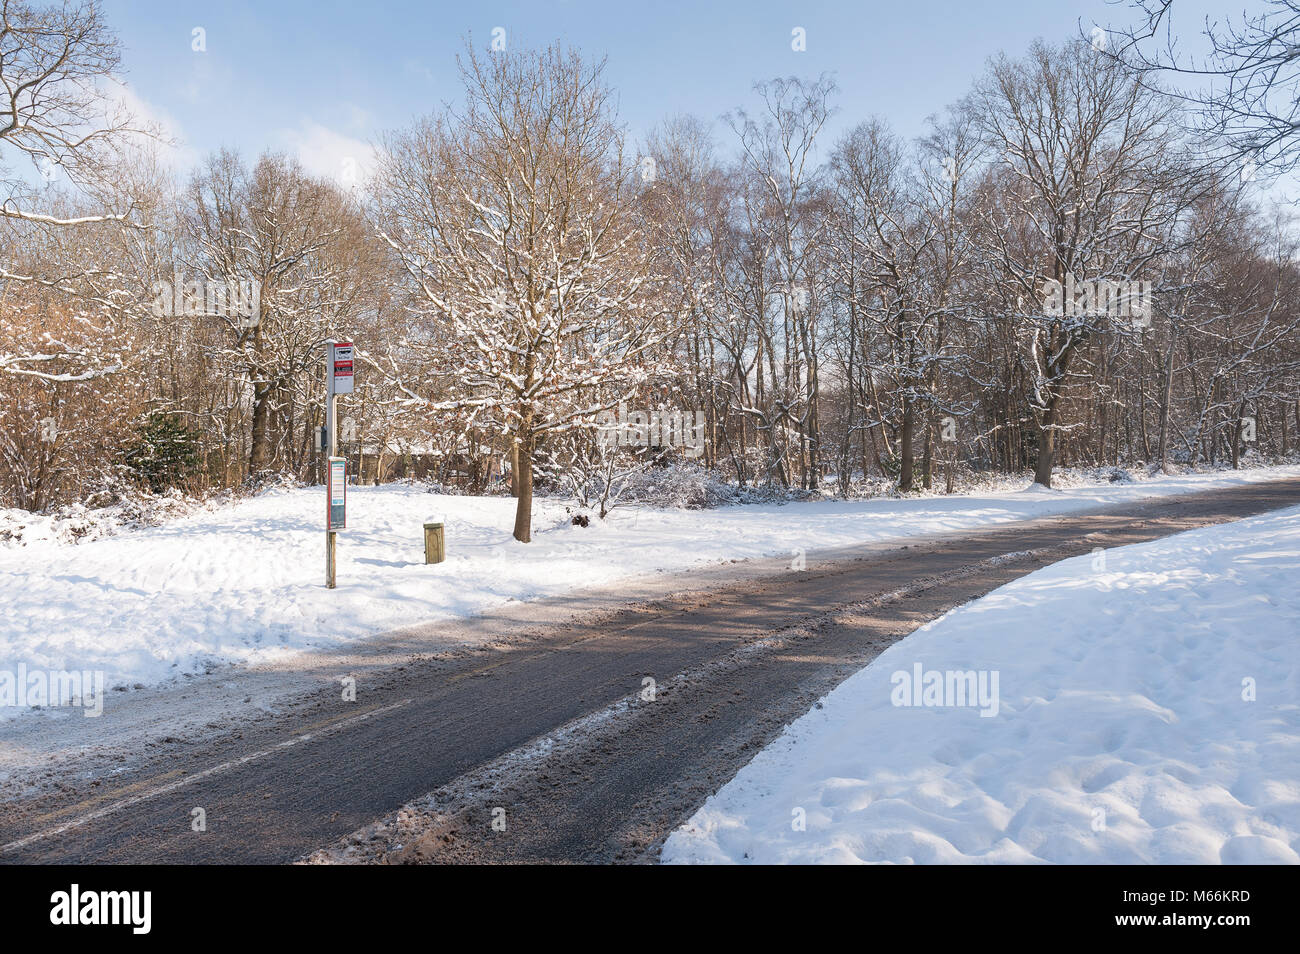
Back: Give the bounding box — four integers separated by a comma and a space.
277, 119, 380, 191
402, 60, 435, 84
104, 81, 201, 172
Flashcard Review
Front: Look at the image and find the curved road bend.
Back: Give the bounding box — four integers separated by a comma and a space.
3, 478, 1299, 863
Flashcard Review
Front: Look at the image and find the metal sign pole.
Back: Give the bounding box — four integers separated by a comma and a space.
324, 338, 354, 589
326, 339, 337, 589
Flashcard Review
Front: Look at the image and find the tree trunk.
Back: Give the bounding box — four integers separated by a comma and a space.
921, 416, 933, 490
1156, 341, 1175, 470
1033, 396, 1058, 488
898, 399, 915, 492
1281, 399, 1289, 456
512, 428, 534, 543
249, 380, 274, 475
1231, 399, 1246, 469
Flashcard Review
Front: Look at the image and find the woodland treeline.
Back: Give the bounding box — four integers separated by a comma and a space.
3, 1, 1299, 541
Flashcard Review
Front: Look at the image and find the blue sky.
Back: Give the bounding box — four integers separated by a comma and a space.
102, 0, 1232, 182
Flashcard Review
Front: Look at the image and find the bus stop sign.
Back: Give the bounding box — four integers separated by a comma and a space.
331, 342, 354, 395
328, 457, 346, 530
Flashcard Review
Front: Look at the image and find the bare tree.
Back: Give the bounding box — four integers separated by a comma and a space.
0, 0, 156, 391
1109, 0, 1300, 176
374, 43, 676, 542
183, 151, 376, 477
725, 75, 836, 488
974, 39, 1192, 486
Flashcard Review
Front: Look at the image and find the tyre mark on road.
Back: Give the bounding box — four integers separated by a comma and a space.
2, 698, 411, 854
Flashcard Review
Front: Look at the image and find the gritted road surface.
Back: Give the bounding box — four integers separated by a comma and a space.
4, 478, 1300, 864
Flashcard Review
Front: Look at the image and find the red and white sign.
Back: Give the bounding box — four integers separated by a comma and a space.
331, 342, 354, 394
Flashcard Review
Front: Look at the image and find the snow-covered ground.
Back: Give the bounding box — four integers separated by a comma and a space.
3, 463, 1300, 709
662, 504, 1300, 865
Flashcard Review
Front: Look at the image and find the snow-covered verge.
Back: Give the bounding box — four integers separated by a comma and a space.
0, 488, 232, 548
662, 504, 1300, 865
3, 463, 1300, 713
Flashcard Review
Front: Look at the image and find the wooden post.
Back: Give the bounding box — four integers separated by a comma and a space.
423, 521, 445, 564
327, 525, 337, 586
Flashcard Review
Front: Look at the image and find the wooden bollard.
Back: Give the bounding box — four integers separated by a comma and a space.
423, 521, 445, 564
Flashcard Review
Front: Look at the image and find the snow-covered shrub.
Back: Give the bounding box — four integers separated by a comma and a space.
0, 485, 231, 548
535, 422, 654, 518
422, 481, 467, 496
243, 470, 304, 494
611, 462, 735, 509
613, 463, 823, 509
1059, 465, 1137, 485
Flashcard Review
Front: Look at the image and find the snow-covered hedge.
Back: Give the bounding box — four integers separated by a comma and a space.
590, 462, 818, 510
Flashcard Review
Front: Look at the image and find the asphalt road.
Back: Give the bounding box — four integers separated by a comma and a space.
4, 478, 1300, 864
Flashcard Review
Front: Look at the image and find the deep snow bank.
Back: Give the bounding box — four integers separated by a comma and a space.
662, 505, 1300, 864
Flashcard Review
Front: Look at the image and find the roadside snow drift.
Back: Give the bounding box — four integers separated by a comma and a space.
662, 504, 1300, 864
2, 464, 1299, 709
